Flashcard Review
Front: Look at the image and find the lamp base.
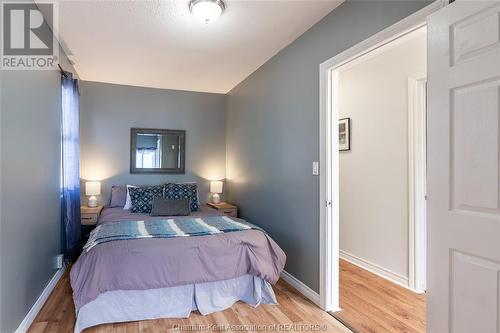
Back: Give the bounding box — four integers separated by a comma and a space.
211, 193, 221, 204
88, 196, 98, 207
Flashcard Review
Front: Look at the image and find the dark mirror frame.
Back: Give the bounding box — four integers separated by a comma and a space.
130, 128, 186, 174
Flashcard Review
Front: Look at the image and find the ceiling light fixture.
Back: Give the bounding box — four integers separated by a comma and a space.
189, 0, 225, 24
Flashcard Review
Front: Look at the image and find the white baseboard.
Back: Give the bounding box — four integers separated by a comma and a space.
280, 270, 320, 306
15, 266, 66, 333
339, 250, 411, 290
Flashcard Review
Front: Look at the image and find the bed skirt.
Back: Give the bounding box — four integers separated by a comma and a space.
74, 274, 277, 333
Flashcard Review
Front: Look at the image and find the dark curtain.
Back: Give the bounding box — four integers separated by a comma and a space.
61, 72, 81, 259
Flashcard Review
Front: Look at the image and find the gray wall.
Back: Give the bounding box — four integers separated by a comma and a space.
226, 0, 431, 292
0, 21, 76, 333
79, 81, 226, 206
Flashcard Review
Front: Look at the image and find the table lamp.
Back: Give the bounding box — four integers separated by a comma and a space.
210, 180, 223, 204
85, 181, 101, 207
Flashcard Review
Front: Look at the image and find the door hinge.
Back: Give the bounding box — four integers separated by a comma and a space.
326, 200, 332, 207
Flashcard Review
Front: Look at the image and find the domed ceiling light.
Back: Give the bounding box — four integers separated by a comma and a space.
189, 0, 225, 24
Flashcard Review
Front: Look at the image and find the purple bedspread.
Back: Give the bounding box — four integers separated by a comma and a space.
70, 207, 286, 310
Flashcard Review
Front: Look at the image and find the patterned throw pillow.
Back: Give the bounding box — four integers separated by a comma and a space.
164, 183, 200, 212
129, 185, 165, 214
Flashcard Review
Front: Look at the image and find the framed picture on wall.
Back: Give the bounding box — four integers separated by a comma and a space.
339, 118, 351, 151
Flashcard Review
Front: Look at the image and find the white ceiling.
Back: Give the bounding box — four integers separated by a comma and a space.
48, 0, 343, 93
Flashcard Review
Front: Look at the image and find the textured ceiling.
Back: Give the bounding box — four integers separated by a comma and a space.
44, 0, 343, 93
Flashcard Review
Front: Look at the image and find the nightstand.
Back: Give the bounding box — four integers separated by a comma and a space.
81, 206, 103, 243
207, 202, 238, 218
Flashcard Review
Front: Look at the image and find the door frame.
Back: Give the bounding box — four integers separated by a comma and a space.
408, 76, 427, 293
318, 0, 446, 311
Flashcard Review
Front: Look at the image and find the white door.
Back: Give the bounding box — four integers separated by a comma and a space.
427, 1, 500, 333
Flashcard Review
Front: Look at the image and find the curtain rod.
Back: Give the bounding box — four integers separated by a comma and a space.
58, 63, 69, 78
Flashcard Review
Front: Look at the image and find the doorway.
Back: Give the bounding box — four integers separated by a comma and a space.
320, 1, 500, 332
331, 26, 427, 332
317, 0, 443, 322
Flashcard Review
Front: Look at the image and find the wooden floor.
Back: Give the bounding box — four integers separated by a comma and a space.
28, 271, 350, 333
28, 259, 425, 333
334, 259, 426, 333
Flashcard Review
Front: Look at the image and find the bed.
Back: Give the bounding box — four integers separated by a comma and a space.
70, 206, 286, 332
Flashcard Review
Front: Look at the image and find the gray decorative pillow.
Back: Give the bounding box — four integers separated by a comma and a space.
129, 185, 164, 214
150, 198, 191, 216
109, 186, 127, 208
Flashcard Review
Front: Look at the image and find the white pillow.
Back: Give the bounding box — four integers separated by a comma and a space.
123, 184, 138, 210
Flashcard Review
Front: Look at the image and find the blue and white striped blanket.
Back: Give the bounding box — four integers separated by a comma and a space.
84, 216, 262, 252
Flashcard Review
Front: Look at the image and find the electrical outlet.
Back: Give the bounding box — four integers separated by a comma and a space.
312, 161, 319, 176
54, 254, 64, 269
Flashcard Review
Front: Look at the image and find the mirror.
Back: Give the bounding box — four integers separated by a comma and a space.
130, 128, 185, 174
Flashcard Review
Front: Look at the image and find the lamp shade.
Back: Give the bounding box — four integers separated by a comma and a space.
210, 180, 223, 194
85, 181, 101, 196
